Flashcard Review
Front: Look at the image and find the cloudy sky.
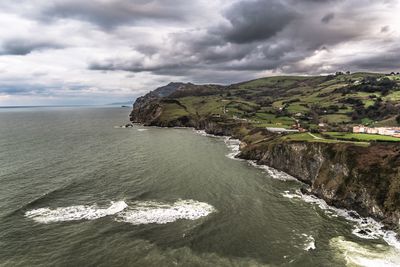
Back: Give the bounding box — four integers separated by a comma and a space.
0, 0, 399, 105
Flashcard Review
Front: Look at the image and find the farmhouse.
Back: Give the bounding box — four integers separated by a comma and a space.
353, 125, 400, 137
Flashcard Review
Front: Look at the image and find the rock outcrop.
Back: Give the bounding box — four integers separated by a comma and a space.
239, 141, 400, 228
130, 86, 400, 230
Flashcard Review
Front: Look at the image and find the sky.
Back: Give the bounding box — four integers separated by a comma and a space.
0, 0, 399, 105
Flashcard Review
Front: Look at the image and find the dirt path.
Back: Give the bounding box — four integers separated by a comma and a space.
308, 132, 323, 140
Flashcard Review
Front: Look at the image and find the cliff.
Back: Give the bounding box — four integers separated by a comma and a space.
239, 140, 400, 227
130, 80, 400, 230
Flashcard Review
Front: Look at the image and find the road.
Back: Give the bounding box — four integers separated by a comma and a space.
308, 132, 323, 140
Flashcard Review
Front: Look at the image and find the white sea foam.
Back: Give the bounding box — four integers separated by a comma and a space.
224, 137, 241, 159
281, 190, 301, 199
301, 233, 316, 251
137, 129, 148, 132
193, 129, 217, 138
331, 236, 400, 267
116, 199, 216, 225
281, 190, 400, 250
249, 161, 298, 181
25, 201, 128, 223
25, 199, 215, 226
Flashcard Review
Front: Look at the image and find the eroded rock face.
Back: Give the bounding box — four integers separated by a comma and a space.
130, 86, 400, 229
239, 142, 400, 228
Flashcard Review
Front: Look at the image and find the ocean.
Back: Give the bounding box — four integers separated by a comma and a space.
0, 106, 399, 266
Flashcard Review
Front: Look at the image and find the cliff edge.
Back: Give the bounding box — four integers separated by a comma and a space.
129, 79, 400, 230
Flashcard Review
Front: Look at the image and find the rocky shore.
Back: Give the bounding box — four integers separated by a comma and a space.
130, 92, 400, 231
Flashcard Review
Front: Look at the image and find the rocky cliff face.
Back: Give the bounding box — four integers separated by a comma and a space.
239, 141, 400, 228
130, 88, 400, 229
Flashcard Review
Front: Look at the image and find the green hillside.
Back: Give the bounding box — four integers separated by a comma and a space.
150, 72, 400, 131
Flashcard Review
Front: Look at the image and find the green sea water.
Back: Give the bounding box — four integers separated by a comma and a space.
0, 107, 399, 267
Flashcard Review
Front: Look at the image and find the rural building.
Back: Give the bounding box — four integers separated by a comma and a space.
353, 126, 400, 137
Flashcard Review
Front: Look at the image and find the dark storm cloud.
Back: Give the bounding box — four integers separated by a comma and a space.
87, 0, 370, 79
321, 12, 335, 24
40, 0, 197, 28
221, 0, 298, 44
347, 48, 400, 70
0, 38, 64, 56
87, 0, 303, 76
89, 60, 192, 76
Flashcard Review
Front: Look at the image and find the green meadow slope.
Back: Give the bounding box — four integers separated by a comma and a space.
131, 72, 400, 131
129, 72, 400, 229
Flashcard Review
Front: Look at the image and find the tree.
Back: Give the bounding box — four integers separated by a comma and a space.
396, 115, 400, 125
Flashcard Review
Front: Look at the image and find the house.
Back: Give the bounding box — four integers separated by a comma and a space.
353, 125, 400, 138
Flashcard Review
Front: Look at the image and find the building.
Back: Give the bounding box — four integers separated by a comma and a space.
353, 125, 400, 138
266, 127, 299, 133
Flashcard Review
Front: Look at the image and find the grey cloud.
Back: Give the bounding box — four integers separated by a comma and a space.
321, 12, 335, 23
381, 25, 390, 33
0, 39, 64, 55
0, 84, 53, 95
24, 0, 397, 88
89, 60, 192, 76
347, 48, 400, 71
40, 0, 199, 29
221, 0, 298, 44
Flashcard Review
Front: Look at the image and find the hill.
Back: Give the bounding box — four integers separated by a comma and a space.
130, 72, 400, 131
129, 73, 400, 230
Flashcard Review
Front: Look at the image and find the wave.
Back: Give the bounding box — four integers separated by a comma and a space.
281, 190, 400, 250
116, 199, 216, 225
248, 161, 298, 181
193, 129, 218, 138
301, 233, 316, 251
223, 137, 242, 160
25, 199, 216, 225
331, 236, 400, 267
137, 129, 148, 132
194, 128, 299, 181
7, 182, 78, 218
25, 201, 128, 223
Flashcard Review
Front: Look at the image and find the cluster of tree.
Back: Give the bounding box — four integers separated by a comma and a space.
336, 77, 398, 96
307, 103, 340, 115
350, 98, 399, 121
255, 98, 273, 107
335, 71, 351, 76
169, 85, 224, 98
396, 115, 400, 125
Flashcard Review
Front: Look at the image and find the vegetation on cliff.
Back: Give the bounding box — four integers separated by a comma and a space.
130, 73, 400, 230
131, 72, 400, 132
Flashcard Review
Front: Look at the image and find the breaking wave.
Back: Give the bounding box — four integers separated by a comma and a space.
223, 137, 242, 159
116, 199, 216, 225
331, 236, 400, 267
25, 201, 128, 223
281, 190, 400, 250
248, 161, 298, 181
25, 199, 216, 225
301, 233, 316, 251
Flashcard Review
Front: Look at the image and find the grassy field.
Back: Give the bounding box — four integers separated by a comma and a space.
279, 132, 369, 146
153, 72, 400, 131
324, 132, 400, 142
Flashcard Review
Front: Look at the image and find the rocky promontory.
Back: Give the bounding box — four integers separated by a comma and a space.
129, 80, 400, 230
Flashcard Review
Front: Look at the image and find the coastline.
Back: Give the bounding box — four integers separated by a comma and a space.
193, 128, 400, 250
130, 123, 400, 250
129, 89, 400, 247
